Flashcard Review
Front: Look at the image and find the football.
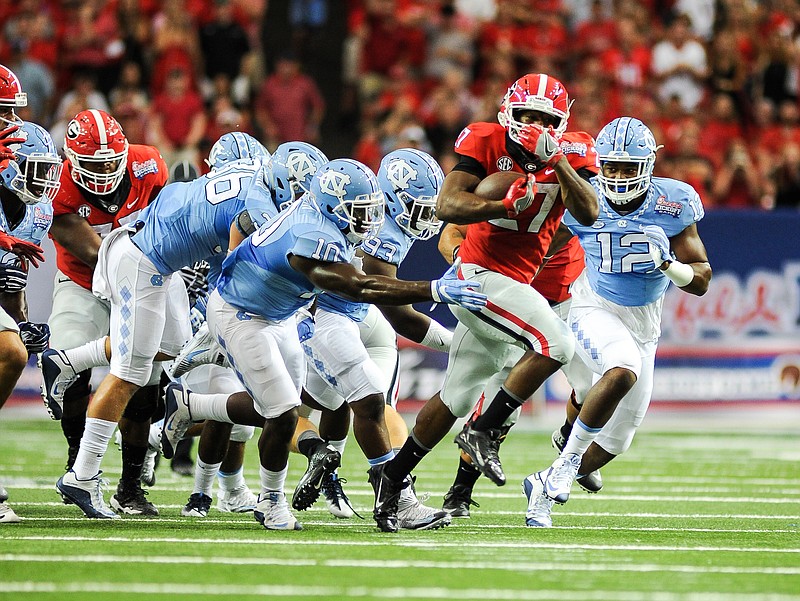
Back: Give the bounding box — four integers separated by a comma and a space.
473, 171, 526, 200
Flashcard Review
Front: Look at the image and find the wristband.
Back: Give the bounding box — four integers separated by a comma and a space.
662, 260, 694, 287
452, 245, 460, 265
420, 320, 453, 352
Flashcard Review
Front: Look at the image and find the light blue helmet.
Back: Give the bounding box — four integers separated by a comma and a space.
378, 148, 444, 240
595, 117, 661, 205
0, 121, 62, 205
310, 158, 384, 244
206, 131, 270, 170
266, 141, 328, 210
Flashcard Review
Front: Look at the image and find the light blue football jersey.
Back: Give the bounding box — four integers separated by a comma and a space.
315, 216, 413, 321
132, 161, 278, 276
563, 176, 704, 307
0, 201, 53, 268
217, 198, 354, 321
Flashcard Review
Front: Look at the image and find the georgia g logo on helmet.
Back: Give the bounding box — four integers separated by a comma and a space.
66, 119, 82, 140
318, 170, 351, 200
385, 159, 417, 192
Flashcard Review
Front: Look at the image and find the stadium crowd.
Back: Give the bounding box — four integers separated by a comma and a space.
2, 0, 800, 210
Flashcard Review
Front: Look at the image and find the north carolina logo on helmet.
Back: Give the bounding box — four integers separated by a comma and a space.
385, 159, 417, 191
318, 170, 350, 200
286, 152, 317, 184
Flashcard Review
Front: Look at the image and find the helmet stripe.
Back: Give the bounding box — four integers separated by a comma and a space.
88, 109, 109, 149
615, 117, 632, 152
536, 74, 548, 97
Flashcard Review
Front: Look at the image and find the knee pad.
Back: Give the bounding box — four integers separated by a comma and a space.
123, 384, 160, 423
229, 424, 255, 443
63, 369, 92, 403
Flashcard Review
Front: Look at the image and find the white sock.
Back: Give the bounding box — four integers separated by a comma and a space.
193, 459, 222, 497
188, 393, 233, 423
148, 422, 162, 449
72, 418, 117, 480
562, 417, 602, 458
218, 467, 246, 493
260, 465, 288, 494
64, 338, 109, 372
327, 437, 347, 457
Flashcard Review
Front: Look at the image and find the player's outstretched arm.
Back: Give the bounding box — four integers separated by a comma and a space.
49, 213, 102, 269
644, 223, 711, 296
438, 223, 467, 266
551, 158, 598, 226
288, 255, 486, 311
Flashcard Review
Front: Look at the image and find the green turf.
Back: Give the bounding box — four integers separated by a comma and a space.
1, 419, 798, 600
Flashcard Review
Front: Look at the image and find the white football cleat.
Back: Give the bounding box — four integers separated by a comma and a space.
254, 491, 302, 531
168, 323, 229, 378
544, 453, 581, 504
217, 484, 257, 513
160, 383, 196, 459
523, 470, 554, 528
39, 349, 79, 420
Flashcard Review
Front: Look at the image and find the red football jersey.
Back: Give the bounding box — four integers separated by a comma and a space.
531, 236, 585, 304
454, 122, 597, 284
51, 145, 168, 290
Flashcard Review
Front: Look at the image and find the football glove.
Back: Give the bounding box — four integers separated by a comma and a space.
0, 232, 45, 269
178, 261, 210, 306
431, 259, 487, 311
519, 124, 564, 167
296, 308, 315, 343
0, 262, 28, 292
502, 173, 537, 218
18, 321, 50, 355
641, 224, 672, 266
0, 124, 25, 162
189, 295, 208, 335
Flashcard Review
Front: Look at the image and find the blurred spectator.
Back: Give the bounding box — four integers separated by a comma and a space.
109, 61, 151, 145
651, 13, 708, 113
200, 0, 250, 83
151, 0, 203, 95
423, 3, 476, 83
573, 0, 617, 59
6, 38, 54, 124
149, 67, 207, 168
674, 0, 716, 41
711, 139, 764, 209
707, 28, 748, 119
205, 94, 254, 153
289, 0, 329, 61
757, 27, 798, 108
599, 17, 651, 91
768, 142, 800, 209
254, 51, 325, 145
663, 120, 715, 203
702, 93, 745, 168
1, 0, 61, 71
61, 0, 125, 95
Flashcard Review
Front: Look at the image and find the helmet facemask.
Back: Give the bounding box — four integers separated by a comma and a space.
332, 191, 385, 244
395, 191, 441, 240
66, 147, 128, 195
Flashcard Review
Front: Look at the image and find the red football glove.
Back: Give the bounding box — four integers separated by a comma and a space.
518, 124, 564, 167
0, 232, 45, 270
502, 173, 537, 218
0, 124, 25, 162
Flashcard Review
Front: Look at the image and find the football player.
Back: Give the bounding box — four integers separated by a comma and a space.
45, 149, 274, 519
0, 120, 62, 523
40, 109, 168, 516
291, 149, 453, 530
524, 117, 711, 527
370, 73, 599, 512
158, 159, 486, 532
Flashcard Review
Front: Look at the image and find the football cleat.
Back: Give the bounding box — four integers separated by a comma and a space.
254, 491, 302, 531
160, 382, 196, 460
0, 502, 20, 523
442, 483, 480, 518
454, 424, 506, 486
321, 472, 355, 519
523, 470, 554, 528
544, 453, 581, 504
551, 429, 603, 493
56, 470, 119, 519
168, 323, 229, 378
39, 349, 78, 420
292, 444, 341, 511
217, 484, 257, 513
181, 492, 212, 517
397, 485, 451, 530
110, 478, 159, 516
367, 464, 406, 533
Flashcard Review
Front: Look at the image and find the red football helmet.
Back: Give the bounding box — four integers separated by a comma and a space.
64, 109, 129, 195
0, 64, 27, 125
497, 73, 572, 142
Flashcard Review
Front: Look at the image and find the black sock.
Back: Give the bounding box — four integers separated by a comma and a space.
472, 387, 524, 431
60, 413, 86, 452
452, 457, 481, 489
384, 433, 430, 483
297, 435, 326, 459
121, 442, 146, 482
560, 419, 572, 440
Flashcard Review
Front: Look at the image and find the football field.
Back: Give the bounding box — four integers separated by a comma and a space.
1, 416, 798, 601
